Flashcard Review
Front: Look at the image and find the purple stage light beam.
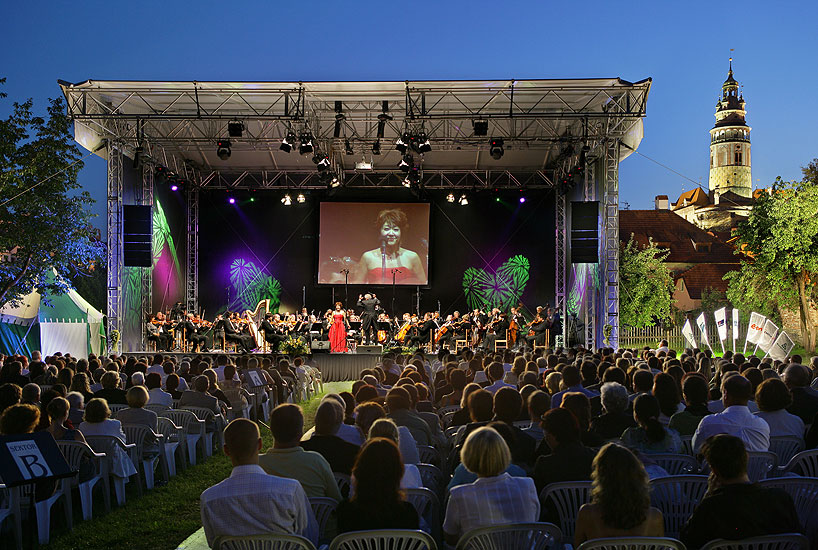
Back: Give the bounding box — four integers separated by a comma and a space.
228, 197, 236, 204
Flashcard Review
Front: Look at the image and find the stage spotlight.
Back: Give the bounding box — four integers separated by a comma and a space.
446, 192, 456, 203
217, 140, 232, 160
317, 155, 331, 171
372, 140, 381, 155
228, 197, 236, 205
398, 153, 413, 173
395, 133, 409, 154
249, 197, 255, 203
489, 138, 504, 160
345, 139, 354, 155
473, 120, 488, 136
170, 184, 179, 192
228, 121, 244, 138
296, 193, 306, 203
416, 132, 431, 153
330, 173, 341, 188
519, 196, 526, 203
495, 197, 501, 202
281, 194, 292, 206
155, 165, 168, 184
402, 176, 412, 188
280, 131, 296, 153
298, 132, 314, 155
459, 194, 469, 206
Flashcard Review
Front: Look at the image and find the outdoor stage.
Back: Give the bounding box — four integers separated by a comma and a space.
123, 350, 384, 382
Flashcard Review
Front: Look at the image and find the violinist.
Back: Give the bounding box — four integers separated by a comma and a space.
260, 312, 285, 352
545, 306, 561, 346
146, 312, 172, 351
524, 307, 549, 350
437, 311, 462, 351
483, 310, 510, 352
176, 313, 209, 352
407, 312, 436, 348
223, 312, 254, 353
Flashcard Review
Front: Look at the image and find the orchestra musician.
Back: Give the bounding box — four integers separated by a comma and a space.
437, 311, 462, 351
408, 312, 437, 348
146, 312, 173, 351
357, 293, 380, 345
220, 312, 254, 353
260, 312, 285, 352
545, 306, 561, 346
524, 306, 549, 350
483, 310, 510, 352
175, 313, 209, 352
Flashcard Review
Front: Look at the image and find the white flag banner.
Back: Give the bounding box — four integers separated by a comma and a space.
769, 331, 795, 361
715, 307, 728, 342
696, 312, 710, 347
746, 312, 766, 345
757, 319, 779, 354
732, 308, 740, 345
682, 319, 697, 349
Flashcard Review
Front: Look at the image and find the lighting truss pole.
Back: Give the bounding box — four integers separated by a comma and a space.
554, 188, 567, 346
139, 163, 154, 351
185, 186, 199, 315
602, 140, 620, 348
106, 143, 123, 353
584, 162, 596, 350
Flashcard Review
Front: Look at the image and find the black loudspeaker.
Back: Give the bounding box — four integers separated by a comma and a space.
571, 201, 599, 263
123, 205, 152, 267
356, 345, 383, 355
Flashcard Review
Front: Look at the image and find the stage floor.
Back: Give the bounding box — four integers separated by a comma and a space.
122, 351, 383, 382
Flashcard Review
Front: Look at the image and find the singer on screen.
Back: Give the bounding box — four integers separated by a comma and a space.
352, 208, 426, 284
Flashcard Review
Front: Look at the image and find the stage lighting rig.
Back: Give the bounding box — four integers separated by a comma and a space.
281, 193, 293, 206
416, 132, 432, 154
458, 194, 469, 206
473, 120, 488, 136
228, 121, 244, 138
489, 138, 504, 160
280, 131, 297, 153
216, 139, 232, 160
345, 139, 354, 155
398, 154, 413, 173
297, 193, 306, 203
154, 165, 169, 185
314, 153, 331, 171
446, 192, 456, 203
372, 140, 381, 155
298, 132, 314, 155
395, 133, 409, 154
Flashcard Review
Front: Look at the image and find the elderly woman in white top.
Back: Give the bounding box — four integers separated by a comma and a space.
443, 426, 540, 546
368, 418, 422, 489
78, 398, 137, 478
754, 378, 805, 440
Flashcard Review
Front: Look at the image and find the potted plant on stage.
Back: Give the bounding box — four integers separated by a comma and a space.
280, 335, 310, 356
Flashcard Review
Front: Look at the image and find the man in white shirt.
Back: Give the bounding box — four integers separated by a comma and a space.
145, 373, 173, 407
200, 418, 317, 547
484, 362, 515, 394
146, 354, 166, 377
693, 374, 770, 453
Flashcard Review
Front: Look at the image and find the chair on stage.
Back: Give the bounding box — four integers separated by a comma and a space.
455, 331, 469, 352
494, 330, 509, 352
533, 329, 549, 352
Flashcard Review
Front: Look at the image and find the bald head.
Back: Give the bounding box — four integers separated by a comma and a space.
223, 418, 261, 465
783, 364, 810, 389
722, 374, 753, 406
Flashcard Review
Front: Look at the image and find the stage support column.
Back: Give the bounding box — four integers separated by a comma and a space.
106, 143, 124, 353
138, 161, 154, 351
584, 161, 596, 350
555, 184, 568, 345
601, 140, 620, 348
185, 186, 199, 315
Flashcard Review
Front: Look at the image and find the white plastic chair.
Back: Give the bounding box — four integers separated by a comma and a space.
0, 484, 23, 550
455, 522, 562, 550
758, 477, 818, 545
333, 473, 351, 500
699, 533, 808, 550
328, 529, 438, 550
649, 454, 700, 475
214, 533, 318, 549
56, 440, 110, 520
181, 406, 226, 456
768, 436, 805, 467
576, 537, 686, 550
84, 434, 138, 507
159, 409, 205, 465
405, 487, 442, 544
156, 416, 186, 476
16, 478, 73, 545
416, 463, 446, 497
778, 449, 818, 477
680, 436, 694, 456
649, 475, 708, 539
122, 424, 166, 491
108, 404, 128, 418
538, 481, 592, 544
144, 403, 172, 414
417, 445, 441, 468
309, 496, 338, 545
701, 451, 777, 482
437, 405, 461, 417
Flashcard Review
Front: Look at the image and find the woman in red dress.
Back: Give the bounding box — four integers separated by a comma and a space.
328, 302, 349, 353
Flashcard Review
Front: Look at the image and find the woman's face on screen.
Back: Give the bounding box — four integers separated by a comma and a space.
380, 221, 401, 245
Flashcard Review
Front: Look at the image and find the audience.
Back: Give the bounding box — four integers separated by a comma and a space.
78, 398, 138, 479
367, 418, 422, 488
754, 378, 805, 439
300, 399, 360, 475
574, 443, 664, 546
94, 371, 128, 405
533, 408, 596, 494
621, 394, 682, 454
783, 364, 818, 424
590, 382, 636, 440
693, 374, 770, 453
668, 374, 711, 436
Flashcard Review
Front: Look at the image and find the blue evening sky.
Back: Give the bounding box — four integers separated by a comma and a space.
2, 0, 816, 229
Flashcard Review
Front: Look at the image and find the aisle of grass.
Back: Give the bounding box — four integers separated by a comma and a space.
44, 381, 353, 550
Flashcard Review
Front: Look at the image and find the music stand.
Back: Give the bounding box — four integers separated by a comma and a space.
0, 432, 75, 488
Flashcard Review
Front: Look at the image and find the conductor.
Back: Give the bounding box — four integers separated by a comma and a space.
357, 293, 380, 345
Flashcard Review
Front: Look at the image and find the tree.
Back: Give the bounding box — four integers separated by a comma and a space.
0, 80, 102, 307
725, 162, 818, 352
619, 235, 675, 328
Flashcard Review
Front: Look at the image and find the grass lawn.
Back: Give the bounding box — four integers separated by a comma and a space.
42, 381, 353, 550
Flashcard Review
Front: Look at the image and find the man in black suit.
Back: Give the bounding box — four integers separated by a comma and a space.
525, 310, 549, 350
408, 313, 437, 349
222, 313, 254, 353
357, 293, 380, 345
175, 314, 209, 352
483, 310, 510, 352
546, 307, 561, 347
260, 313, 285, 352
146, 313, 173, 351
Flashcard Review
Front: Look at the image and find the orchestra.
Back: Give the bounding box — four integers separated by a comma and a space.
143, 297, 562, 354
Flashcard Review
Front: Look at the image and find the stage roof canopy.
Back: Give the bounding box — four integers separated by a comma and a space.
60, 77, 651, 189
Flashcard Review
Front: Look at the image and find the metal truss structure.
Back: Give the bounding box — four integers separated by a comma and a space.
62, 77, 650, 349
138, 161, 153, 351
583, 162, 597, 350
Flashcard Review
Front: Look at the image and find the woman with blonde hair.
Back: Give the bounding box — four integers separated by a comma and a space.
574, 443, 664, 546
443, 426, 539, 545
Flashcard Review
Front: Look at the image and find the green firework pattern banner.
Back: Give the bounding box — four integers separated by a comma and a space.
462, 255, 530, 312
227, 258, 282, 313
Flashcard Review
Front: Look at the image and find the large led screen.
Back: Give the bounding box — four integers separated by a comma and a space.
317, 202, 430, 285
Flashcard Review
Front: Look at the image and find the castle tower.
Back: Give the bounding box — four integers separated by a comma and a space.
708, 59, 752, 200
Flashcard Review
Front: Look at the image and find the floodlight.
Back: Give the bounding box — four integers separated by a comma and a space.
416, 132, 431, 153
446, 193, 456, 203
296, 193, 306, 203
398, 154, 413, 173
395, 133, 409, 154
281, 194, 292, 206
298, 133, 314, 155
459, 194, 469, 206
489, 138, 504, 160
228, 197, 236, 204
228, 121, 244, 138
280, 131, 296, 153
217, 140, 231, 160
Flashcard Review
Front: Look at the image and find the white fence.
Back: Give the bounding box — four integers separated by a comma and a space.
619, 324, 744, 352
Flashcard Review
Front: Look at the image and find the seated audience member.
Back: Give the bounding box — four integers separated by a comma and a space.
668, 374, 711, 436
354, 401, 419, 465
449, 383, 481, 427
336, 438, 419, 533
533, 408, 596, 494
0, 383, 22, 414
117, 386, 158, 431
484, 362, 515, 394
754, 378, 805, 439
0, 403, 40, 435
145, 372, 173, 408
165, 374, 184, 400
78, 398, 138, 479
783, 364, 818, 424
368, 418, 422, 488
259, 403, 341, 501
492, 386, 536, 465
300, 400, 360, 475
453, 388, 494, 446
302, 394, 364, 446
386, 386, 433, 446
590, 382, 636, 440
218, 364, 251, 415
522, 390, 550, 442
45, 396, 85, 442
21, 383, 40, 405
438, 369, 467, 408
447, 421, 528, 491
94, 371, 128, 405
574, 443, 664, 546
69, 372, 94, 403
66, 391, 85, 427
653, 372, 684, 426
621, 394, 682, 454
0, 361, 29, 387
443, 426, 539, 545
179, 375, 221, 416
200, 418, 317, 547
551, 364, 598, 409
680, 434, 801, 549
560, 392, 605, 448
693, 375, 770, 453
